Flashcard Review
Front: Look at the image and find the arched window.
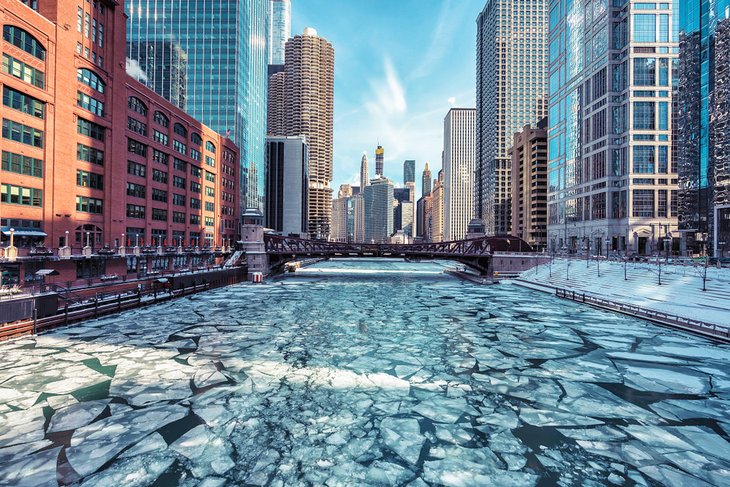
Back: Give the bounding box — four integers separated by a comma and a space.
191, 132, 202, 146
205, 141, 216, 154
3, 25, 45, 61
77, 68, 104, 93
153, 111, 169, 128
128, 96, 147, 116
173, 123, 187, 137
75, 224, 103, 246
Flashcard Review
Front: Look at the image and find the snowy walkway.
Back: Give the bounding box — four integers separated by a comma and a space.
517, 258, 730, 327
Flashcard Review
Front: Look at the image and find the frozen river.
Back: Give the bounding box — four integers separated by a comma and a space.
1, 260, 730, 486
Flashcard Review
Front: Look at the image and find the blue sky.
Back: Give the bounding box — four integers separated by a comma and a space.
291, 0, 482, 196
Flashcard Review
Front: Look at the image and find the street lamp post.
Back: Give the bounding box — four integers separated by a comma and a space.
64, 230, 69, 248
664, 231, 672, 264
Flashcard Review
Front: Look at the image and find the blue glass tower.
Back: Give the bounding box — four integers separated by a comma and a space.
676, 0, 730, 256
125, 0, 269, 212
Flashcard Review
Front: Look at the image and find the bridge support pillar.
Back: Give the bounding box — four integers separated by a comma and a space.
241, 209, 269, 281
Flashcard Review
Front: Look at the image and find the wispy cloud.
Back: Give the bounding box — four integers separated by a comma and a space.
365, 58, 407, 117
410, 0, 469, 79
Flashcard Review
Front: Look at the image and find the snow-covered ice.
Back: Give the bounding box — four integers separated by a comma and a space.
0, 258, 728, 485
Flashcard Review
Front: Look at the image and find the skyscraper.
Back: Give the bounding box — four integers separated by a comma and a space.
431, 170, 445, 242
404, 160, 415, 184
269, 0, 291, 65
279, 28, 335, 239
676, 0, 730, 257
125, 0, 270, 212
475, 0, 548, 235
363, 177, 394, 243
360, 153, 369, 190
443, 108, 476, 241
375, 145, 385, 176
265, 136, 308, 237
126, 41, 187, 110
547, 1, 679, 256
422, 163, 432, 198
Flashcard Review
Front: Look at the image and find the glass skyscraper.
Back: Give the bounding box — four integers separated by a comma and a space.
676, 0, 730, 257
269, 0, 291, 65
125, 0, 269, 211
547, 0, 680, 256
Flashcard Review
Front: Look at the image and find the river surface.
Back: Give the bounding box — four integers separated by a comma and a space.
1, 260, 729, 486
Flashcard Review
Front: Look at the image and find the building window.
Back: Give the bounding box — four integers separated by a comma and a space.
632, 189, 654, 217
2, 25, 45, 60
173, 211, 186, 224
2, 151, 42, 177
205, 171, 215, 183
173, 123, 187, 137
77, 117, 105, 141
190, 181, 201, 193
76, 170, 103, 190
205, 141, 216, 154
633, 14, 656, 43
190, 197, 201, 210
632, 146, 655, 174
126, 204, 146, 219
205, 186, 215, 197
151, 208, 168, 221
633, 58, 655, 86
127, 161, 146, 178
127, 138, 147, 157
128, 117, 147, 136
152, 149, 169, 165
126, 182, 145, 198
172, 193, 186, 206
205, 201, 215, 212
633, 102, 655, 130
190, 214, 200, 225
76, 196, 103, 214
1, 54, 44, 88
152, 188, 168, 203
173, 158, 187, 171
173, 139, 187, 156
190, 148, 201, 161
77, 68, 105, 93
173, 176, 186, 189
1, 183, 42, 206
153, 111, 169, 127
3, 86, 44, 118
153, 130, 168, 145
77, 91, 104, 116
205, 216, 214, 227
205, 155, 215, 168
2, 119, 43, 148
190, 166, 201, 178
74, 144, 103, 166
128, 96, 148, 116
152, 169, 168, 184
76, 259, 106, 279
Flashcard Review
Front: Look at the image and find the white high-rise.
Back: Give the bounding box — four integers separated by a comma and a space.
269, 0, 291, 65
443, 108, 477, 241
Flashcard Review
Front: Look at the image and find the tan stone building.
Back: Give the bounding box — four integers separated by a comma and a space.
509, 119, 548, 250
430, 170, 445, 242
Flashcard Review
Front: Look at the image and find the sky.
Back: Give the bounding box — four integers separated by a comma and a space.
291, 0, 483, 197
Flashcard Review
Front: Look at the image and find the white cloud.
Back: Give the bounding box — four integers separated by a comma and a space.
447, 97, 456, 105
365, 57, 407, 117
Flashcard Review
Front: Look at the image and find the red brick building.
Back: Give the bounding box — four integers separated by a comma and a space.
0, 0, 240, 287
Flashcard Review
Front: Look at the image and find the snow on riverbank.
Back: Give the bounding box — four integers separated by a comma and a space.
517, 258, 730, 326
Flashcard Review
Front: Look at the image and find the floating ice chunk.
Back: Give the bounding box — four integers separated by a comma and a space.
76, 453, 175, 486
666, 426, 730, 461
620, 365, 710, 395
520, 408, 603, 427
422, 459, 537, 487
434, 424, 473, 445
193, 367, 228, 389
365, 373, 410, 391
412, 397, 478, 424
502, 454, 527, 471
379, 417, 423, 465
477, 409, 519, 430
395, 365, 422, 379
0, 408, 46, 448
430, 445, 503, 470
365, 461, 415, 485
556, 426, 627, 442
639, 464, 714, 487
48, 400, 110, 432
487, 430, 526, 454
192, 403, 234, 428
119, 433, 167, 458
66, 404, 187, 477
170, 425, 212, 460
621, 425, 693, 452
0, 439, 52, 463
0, 446, 61, 487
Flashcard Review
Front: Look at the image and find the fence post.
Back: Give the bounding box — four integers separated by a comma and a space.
94, 297, 99, 317
117, 294, 121, 312
64, 304, 69, 326
32, 306, 37, 335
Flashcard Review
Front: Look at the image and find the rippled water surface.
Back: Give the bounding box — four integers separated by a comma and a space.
1, 260, 730, 486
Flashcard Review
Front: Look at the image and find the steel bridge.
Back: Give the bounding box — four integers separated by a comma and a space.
264, 234, 534, 275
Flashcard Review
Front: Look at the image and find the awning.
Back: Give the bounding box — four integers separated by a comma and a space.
35, 269, 59, 276
1, 227, 47, 237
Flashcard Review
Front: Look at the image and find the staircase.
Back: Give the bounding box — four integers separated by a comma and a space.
223, 250, 245, 268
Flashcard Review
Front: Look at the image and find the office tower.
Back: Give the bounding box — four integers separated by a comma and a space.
363, 177, 394, 243
404, 160, 415, 184
281, 28, 335, 239
375, 145, 384, 176
269, 0, 291, 65
443, 108, 476, 241
393, 188, 414, 237
360, 152, 369, 190
475, 0, 548, 235
265, 136, 309, 236
331, 184, 357, 242
422, 163, 432, 197
431, 170, 445, 242
416, 195, 433, 241
510, 119, 548, 249
125, 0, 269, 211
547, 1, 679, 256
267, 70, 286, 135
0, 0, 239, 275
676, 1, 730, 257
126, 41, 187, 110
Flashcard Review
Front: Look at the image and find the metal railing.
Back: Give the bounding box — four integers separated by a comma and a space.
554, 287, 730, 341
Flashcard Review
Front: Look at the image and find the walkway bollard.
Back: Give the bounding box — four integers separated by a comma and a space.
94, 298, 99, 317
32, 307, 37, 335
117, 294, 122, 312
64, 304, 69, 326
